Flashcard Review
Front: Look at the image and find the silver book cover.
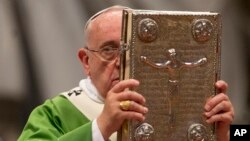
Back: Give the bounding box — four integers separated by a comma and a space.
118, 9, 221, 141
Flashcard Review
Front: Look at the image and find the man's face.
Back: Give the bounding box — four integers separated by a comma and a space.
80, 10, 122, 98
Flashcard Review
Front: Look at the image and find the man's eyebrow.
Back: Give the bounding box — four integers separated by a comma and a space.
100, 41, 120, 48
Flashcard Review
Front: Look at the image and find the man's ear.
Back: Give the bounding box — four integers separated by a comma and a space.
78, 48, 90, 75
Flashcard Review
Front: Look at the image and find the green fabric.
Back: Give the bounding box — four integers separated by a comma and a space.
18, 95, 92, 141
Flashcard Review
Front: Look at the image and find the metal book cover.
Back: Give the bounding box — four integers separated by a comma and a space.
118, 9, 221, 141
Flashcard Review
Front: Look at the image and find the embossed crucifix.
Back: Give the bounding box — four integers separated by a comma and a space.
141, 48, 207, 95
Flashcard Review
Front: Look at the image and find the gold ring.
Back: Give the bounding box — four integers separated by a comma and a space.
120, 100, 131, 111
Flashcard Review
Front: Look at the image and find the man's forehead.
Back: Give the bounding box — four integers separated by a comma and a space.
86, 10, 122, 37
91, 10, 122, 26
85, 6, 128, 30
85, 10, 122, 48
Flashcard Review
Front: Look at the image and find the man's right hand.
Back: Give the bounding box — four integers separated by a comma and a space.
97, 79, 148, 140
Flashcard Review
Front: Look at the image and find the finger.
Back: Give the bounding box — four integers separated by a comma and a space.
206, 112, 234, 124
204, 93, 229, 111
111, 79, 139, 93
121, 111, 146, 122
123, 101, 148, 114
204, 100, 231, 117
215, 80, 228, 94
118, 91, 146, 105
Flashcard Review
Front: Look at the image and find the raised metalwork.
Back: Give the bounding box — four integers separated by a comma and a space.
188, 123, 208, 141
119, 9, 221, 141
141, 48, 207, 84
192, 19, 213, 42
138, 18, 158, 42
134, 123, 154, 141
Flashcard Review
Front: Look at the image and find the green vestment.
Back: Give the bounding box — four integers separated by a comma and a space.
18, 95, 93, 141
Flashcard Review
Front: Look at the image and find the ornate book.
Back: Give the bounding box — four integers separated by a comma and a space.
118, 9, 221, 141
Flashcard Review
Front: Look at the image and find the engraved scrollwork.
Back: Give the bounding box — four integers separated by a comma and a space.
134, 123, 154, 141
192, 19, 213, 42
138, 18, 158, 42
188, 123, 208, 141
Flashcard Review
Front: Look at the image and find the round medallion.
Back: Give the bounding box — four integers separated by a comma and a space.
192, 19, 213, 42
188, 123, 208, 141
138, 18, 158, 42
135, 123, 154, 141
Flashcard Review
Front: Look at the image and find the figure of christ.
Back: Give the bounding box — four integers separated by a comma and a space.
140, 48, 207, 86
140, 48, 207, 124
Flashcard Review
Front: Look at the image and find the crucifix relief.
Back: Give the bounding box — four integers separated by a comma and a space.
141, 48, 207, 84
140, 48, 207, 124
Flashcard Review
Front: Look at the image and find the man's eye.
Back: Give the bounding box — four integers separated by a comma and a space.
102, 46, 117, 52
102, 47, 113, 52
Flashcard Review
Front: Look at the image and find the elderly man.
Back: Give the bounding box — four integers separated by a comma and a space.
18, 5, 234, 141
